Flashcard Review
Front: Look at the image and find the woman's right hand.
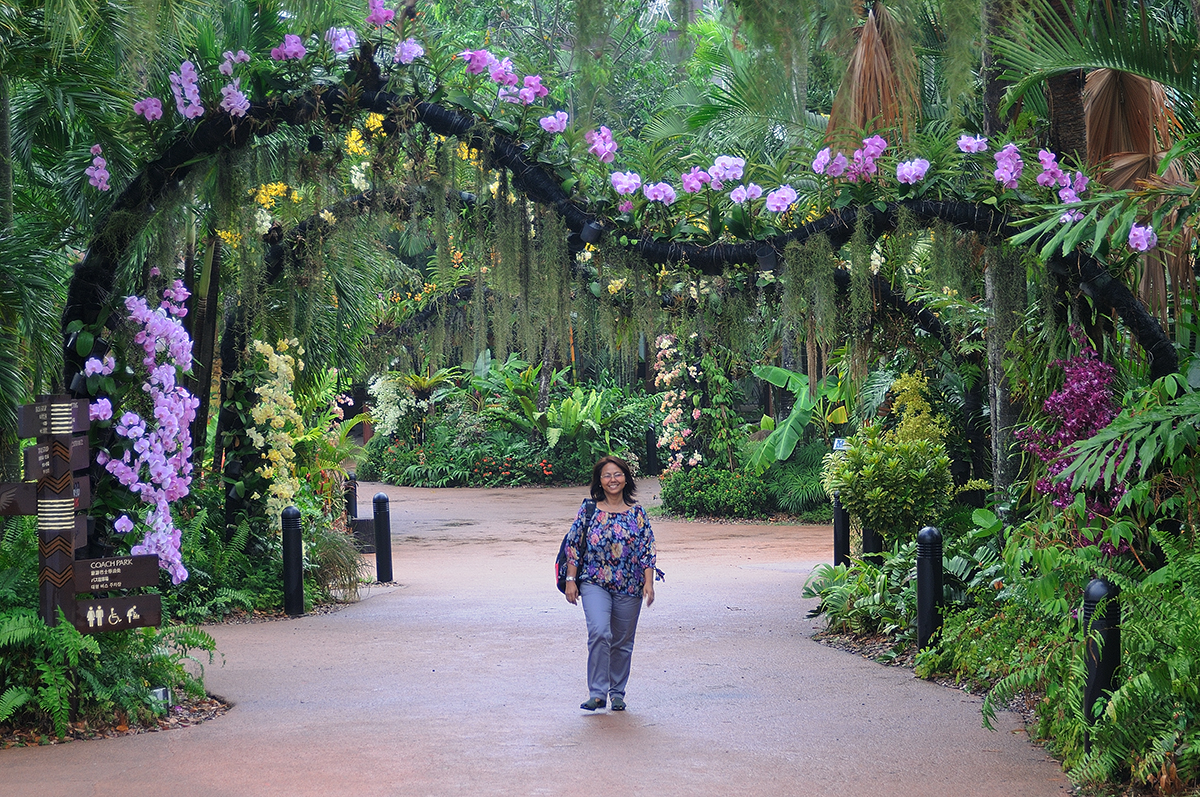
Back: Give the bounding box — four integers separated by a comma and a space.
565, 581, 579, 604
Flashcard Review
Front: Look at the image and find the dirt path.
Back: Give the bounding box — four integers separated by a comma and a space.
1, 481, 1070, 796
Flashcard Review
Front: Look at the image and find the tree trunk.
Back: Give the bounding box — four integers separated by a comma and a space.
985, 247, 1026, 499
1047, 70, 1087, 162
188, 232, 222, 467
981, 0, 1013, 136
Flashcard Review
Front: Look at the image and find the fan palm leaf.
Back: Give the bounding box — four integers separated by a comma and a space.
996, 0, 1200, 130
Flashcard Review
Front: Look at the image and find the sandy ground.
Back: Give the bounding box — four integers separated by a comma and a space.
0, 480, 1070, 796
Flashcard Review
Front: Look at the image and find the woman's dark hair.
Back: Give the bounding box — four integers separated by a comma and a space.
590, 455, 637, 505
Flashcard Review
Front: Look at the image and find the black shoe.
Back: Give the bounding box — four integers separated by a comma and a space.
610, 696, 626, 711
580, 697, 606, 711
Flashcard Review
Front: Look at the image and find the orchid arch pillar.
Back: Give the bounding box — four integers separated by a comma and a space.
985, 245, 1026, 499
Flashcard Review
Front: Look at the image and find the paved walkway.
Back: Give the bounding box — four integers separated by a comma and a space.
2, 481, 1070, 796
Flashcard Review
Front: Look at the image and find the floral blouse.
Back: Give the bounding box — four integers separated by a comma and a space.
565, 500, 657, 597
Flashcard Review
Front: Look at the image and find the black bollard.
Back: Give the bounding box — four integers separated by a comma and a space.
373, 492, 393, 583
345, 473, 358, 520
645, 426, 660, 476
1082, 578, 1120, 747
916, 526, 943, 651
862, 525, 883, 566
832, 492, 850, 567
282, 506, 304, 616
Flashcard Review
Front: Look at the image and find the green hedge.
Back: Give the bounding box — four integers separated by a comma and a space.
660, 466, 772, 518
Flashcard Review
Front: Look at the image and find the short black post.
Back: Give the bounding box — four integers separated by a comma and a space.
832, 492, 850, 567
1082, 578, 1120, 749
917, 526, 943, 651
281, 506, 304, 616
373, 492, 393, 583
345, 473, 358, 520
862, 526, 883, 566
645, 426, 660, 476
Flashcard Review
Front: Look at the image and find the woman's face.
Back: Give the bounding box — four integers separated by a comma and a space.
600, 463, 626, 501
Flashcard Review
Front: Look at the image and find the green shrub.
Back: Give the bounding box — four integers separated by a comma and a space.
765, 439, 830, 515
660, 466, 772, 518
822, 424, 951, 543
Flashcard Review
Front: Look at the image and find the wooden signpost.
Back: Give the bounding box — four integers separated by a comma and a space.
1, 395, 162, 633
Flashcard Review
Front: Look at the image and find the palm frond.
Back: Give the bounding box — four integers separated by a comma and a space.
996, 0, 1200, 132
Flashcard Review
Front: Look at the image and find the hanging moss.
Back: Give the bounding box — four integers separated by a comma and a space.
848, 211, 874, 335
927, 219, 973, 299
879, 205, 919, 286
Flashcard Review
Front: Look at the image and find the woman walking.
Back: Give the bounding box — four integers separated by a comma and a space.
563, 455, 661, 711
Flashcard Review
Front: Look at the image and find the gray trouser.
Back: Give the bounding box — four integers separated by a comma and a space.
580, 582, 643, 701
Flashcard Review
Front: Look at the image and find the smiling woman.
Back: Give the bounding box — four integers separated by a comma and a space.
562, 455, 662, 712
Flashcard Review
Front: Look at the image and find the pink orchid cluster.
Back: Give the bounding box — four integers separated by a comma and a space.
729, 183, 762, 204
1129, 223, 1158, 252
957, 134, 988, 153
708, 155, 744, 189
1036, 149, 1089, 222
539, 111, 568, 133
169, 61, 204, 119
1016, 343, 1122, 522
895, 158, 930, 185
680, 166, 711, 194
325, 27, 358, 56
765, 184, 798, 212
270, 34, 307, 61
394, 38, 424, 64
643, 181, 677, 206
133, 97, 163, 121
96, 284, 201, 584
812, 147, 848, 177
992, 143, 1023, 189
220, 79, 251, 117
811, 135, 886, 182
366, 0, 395, 26
585, 126, 618, 163
85, 145, 111, 191
610, 171, 642, 195
459, 49, 548, 106
219, 49, 250, 76
86, 354, 117, 422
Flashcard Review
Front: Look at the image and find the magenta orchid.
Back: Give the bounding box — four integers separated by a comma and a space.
585, 127, 618, 163
102, 282, 200, 585
957, 134, 988, 154
365, 0, 394, 26
85, 145, 111, 191
993, 143, 1023, 189
643, 182, 677, 205
1129, 223, 1158, 252
89, 398, 113, 422
895, 158, 930, 185
394, 38, 424, 64
325, 27, 358, 55
610, 171, 643, 195
133, 97, 163, 121
518, 75, 548, 104
729, 184, 762, 204
680, 167, 711, 194
765, 185, 798, 212
460, 49, 495, 75
168, 61, 204, 119
219, 79, 251, 117
270, 34, 308, 61
539, 111, 568, 133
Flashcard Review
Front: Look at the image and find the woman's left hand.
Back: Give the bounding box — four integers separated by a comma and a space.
644, 584, 655, 606
643, 568, 655, 606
